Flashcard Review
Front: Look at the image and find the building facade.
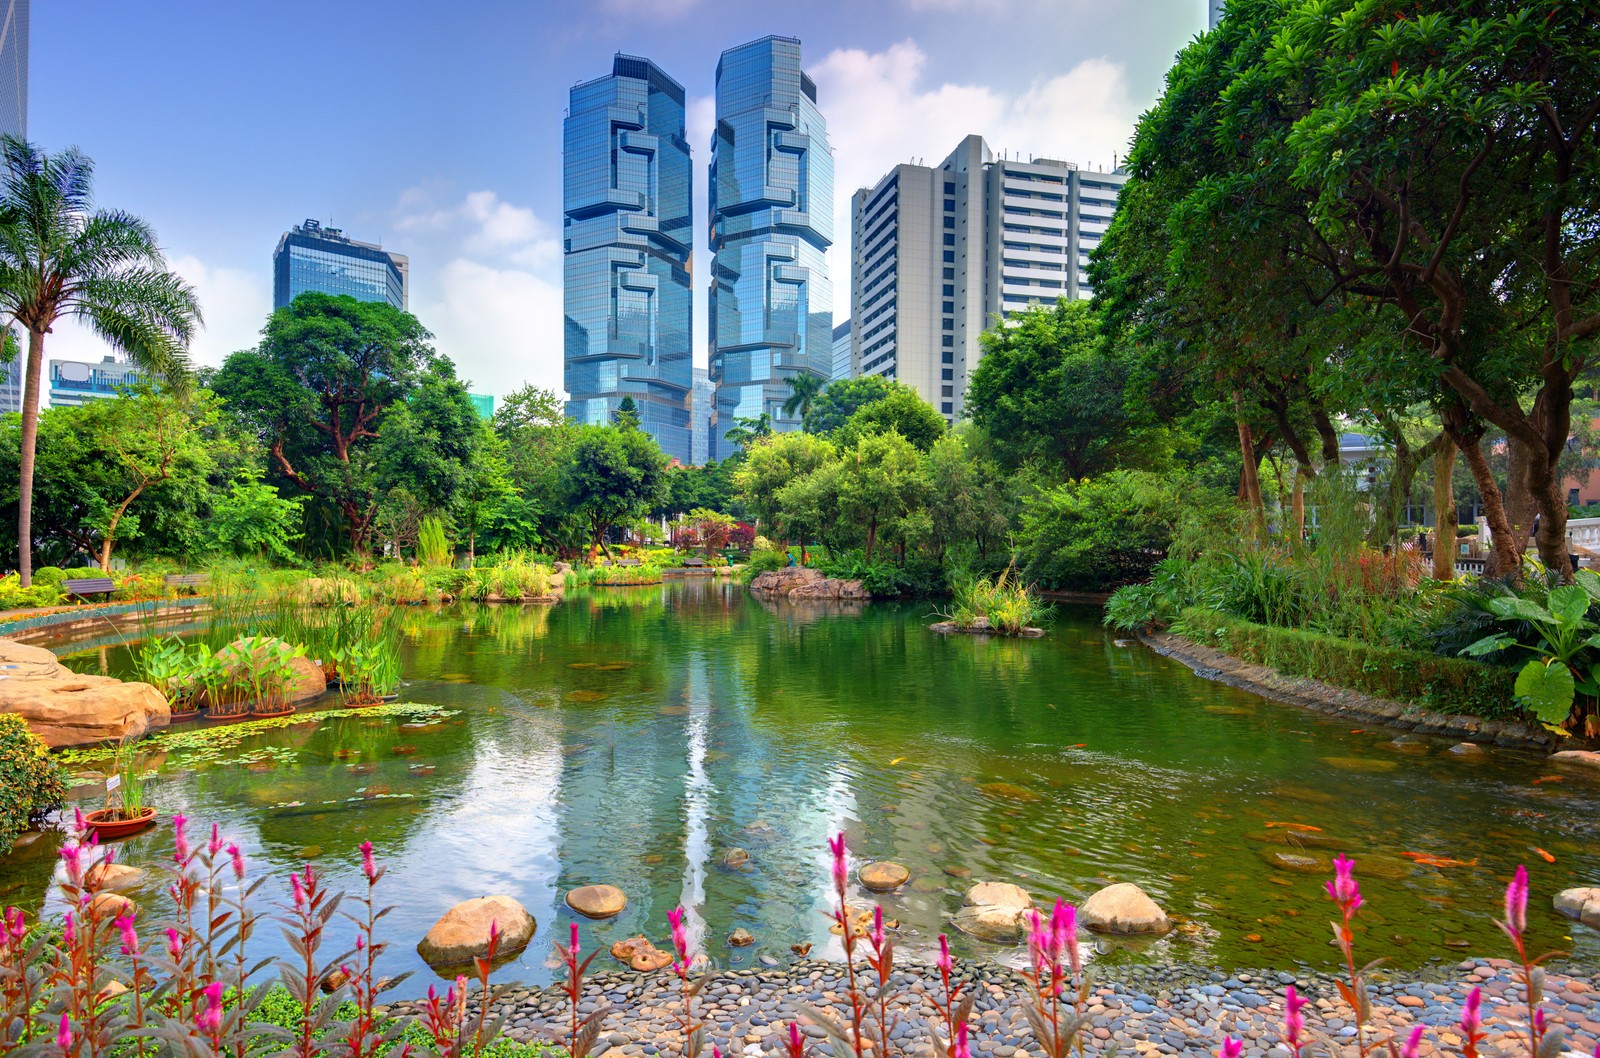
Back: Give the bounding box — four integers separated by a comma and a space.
0, 0, 26, 139
48, 357, 141, 407
708, 36, 833, 457
850, 135, 1126, 422
689, 367, 714, 466
830, 320, 852, 382
0, 354, 23, 413
273, 219, 408, 311
563, 54, 694, 464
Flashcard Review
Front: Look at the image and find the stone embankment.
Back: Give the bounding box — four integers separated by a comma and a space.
0, 637, 167, 747
749, 568, 869, 601
380, 957, 1600, 1057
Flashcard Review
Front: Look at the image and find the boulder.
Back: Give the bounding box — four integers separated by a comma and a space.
953, 904, 1029, 943
1551, 750, 1600, 771
720, 847, 751, 869
566, 884, 627, 919
88, 892, 135, 920
728, 928, 754, 947
1554, 887, 1600, 928
0, 638, 168, 748
963, 881, 1032, 910
749, 567, 870, 601
860, 861, 911, 893
1448, 743, 1486, 757
416, 896, 536, 970
86, 861, 146, 891
215, 637, 327, 704
1080, 883, 1171, 935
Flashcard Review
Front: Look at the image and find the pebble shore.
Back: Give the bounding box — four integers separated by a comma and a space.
383, 957, 1600, 1058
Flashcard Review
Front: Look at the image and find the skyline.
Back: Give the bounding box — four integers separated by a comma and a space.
33, 1, 1208, 400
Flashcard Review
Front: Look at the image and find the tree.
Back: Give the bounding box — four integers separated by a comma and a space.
670, 508, 737, 557
560, 424, 669, 559
208, 468, 302, 562
211, 293, 438, 557
835, 430, 929, 563
835, 388, 947, 452
0, 136, 201, 584
720, 412, 772, 453
782, 373, 824, 421
493, 384, 566, 433
493, 384, 585, 555
614, 395, 641, 430
803, 375, 896, 435
733, 431, 838, 541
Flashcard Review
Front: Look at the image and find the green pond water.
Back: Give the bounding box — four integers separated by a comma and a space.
3, 580, 1598, 993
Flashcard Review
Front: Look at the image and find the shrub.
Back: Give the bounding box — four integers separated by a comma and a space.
818, 551, 947, 597
943, 569, 1050, 633
741, 549, 788, 584
0, 715, 66, 855
417, 516, 451, 567
487, 551, 554, 600
420, 566, 472, 598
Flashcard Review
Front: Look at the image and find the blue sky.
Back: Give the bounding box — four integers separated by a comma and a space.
35, 0, 1205, 400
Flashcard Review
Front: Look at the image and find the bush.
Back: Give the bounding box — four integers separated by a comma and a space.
818, 551, 947, 597
741, 549, 788, 584
417, 516, 451, 567
943, 569, 1050, 633
1173, 607, 1524, 721
0, 567, 68, 610
0, 714, 66, 855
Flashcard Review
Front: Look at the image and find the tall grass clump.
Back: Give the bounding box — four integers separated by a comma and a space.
940, 569, 1049, 634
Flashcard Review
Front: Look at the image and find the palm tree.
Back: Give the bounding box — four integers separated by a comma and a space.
0, 136, 200, 585
782, 372, 824, 422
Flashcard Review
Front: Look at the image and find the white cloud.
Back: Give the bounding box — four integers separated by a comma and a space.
810, 40, 1142, 318
396, 189, 558, 270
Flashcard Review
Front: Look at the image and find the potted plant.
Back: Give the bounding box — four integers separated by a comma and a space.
83, 739, 157, 839
136, 637, 199, 721
250, 639, 305, 718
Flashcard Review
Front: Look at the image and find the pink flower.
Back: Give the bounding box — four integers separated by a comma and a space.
1051, 898, 1079, 973
291, 868, 307, 909
1325, 855, 1362, 915
827, 832, 848, 896
936, 933, 952, 977
226, 844, 245, 881
73, 807, 86, 836
1460, 987, 1482, 1037
59, 843, 83, 885
1217, 1038, 1242, 1058
5, 907, 25, 943
668, 906, 689, 964
1502, 864, 1528, 941
56, 1012, 71, 1052
115, 914, 139, 956
1533, 1008, 1547, 1037
197, 981, 224, 1035
786, 1022, 805, 1058
1284, 985, 1306, 1052
569, 921, 580, 959
62, 911, 76, 948
360, 840, 378, 883
208, 823, 224, 856
1399, 1025, 1424, 1058
951, 1020, 971, 1058
713, 1048, 722, 1058
172, 814, 190, 864
1025, 909, 1050, 979
165, 927, 183, 960
870, 905, 886, 951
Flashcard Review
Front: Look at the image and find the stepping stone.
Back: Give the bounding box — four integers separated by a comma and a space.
859, 861, 910, 892
566, 884, 627, 919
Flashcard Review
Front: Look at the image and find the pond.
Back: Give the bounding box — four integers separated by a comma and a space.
3, 580, 1597, 994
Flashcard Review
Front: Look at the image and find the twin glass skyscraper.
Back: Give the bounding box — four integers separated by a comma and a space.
562, 38, 832, 464
563, 55, 694, 463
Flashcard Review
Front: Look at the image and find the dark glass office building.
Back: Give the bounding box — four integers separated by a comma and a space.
708, 36, 833, 457
273, 219, 409, 311
0, 0, 27, 140
563, 54, 694, 464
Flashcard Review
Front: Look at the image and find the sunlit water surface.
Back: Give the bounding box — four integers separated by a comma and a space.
4, 581, 1597, 994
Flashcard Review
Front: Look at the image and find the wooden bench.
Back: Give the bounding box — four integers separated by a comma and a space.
616, 558, 642, 567
682, 556, 708, 568
63, 576, 116, 601
164, 573, 209, 592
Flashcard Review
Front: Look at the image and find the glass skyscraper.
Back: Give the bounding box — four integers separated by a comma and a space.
0, 0, 26, 140
708, 36, 833, 457
563, 54, 693, 464
273, 219, 409, 311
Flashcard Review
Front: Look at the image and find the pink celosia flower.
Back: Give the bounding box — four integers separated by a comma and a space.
937, 933, 952, 976
952, 1020, 971, 1058
290, 868, 306, 909
668, 906, 689, 964
73, 806, 86, 836
57, 1012, 71, 1052
1325, 855, 1361, 915
172, 814, 189, 864
827, 832, 848, 895
115, 914, 138, 956
226, 843, 245, 881
786, 1021, 805, 1058
61, 911, 75, 948
1399, 1025, 1425, 1058
1460, 987, 1482, 1037
871, 905, 886, 951
165, 926, 183, 959
569, 921, 580, 959
1051, 898, 1079, 974
1502, 865, 1528, 941
1026, 908, 1047, 974
360, 840, 377, 882
1284, 985, 1306, 1053
1218, 1037, 1243, 1058
197, 981, 224, 1035
59, 843, 83, 885
208, 823, 224, 856
5, 907, 25, 943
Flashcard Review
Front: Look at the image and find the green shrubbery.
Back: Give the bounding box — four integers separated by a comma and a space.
942, 569, 1051, 633
0, 715, 66, 855
741, 549, 788, 583
818, 552, 947, 597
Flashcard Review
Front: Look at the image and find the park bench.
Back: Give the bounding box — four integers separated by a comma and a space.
63, 576, 116, 602
682, 556, 708, 568
164, 573, 209, 593
617, 558, 642, 567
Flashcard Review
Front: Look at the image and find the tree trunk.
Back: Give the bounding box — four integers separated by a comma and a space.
15, 328, 45, 587
98, 484, 147, 573
1235, 406, 1267, 543
1503, 436, 1537, 557
865, 516, 877, 563
1457, 431, 1521, 579
1291, 471, 1306, 541
1432, 436, 1458, 581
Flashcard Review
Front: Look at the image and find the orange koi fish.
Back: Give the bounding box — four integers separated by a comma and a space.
1399, 852, 1479, 868
1532, 847, 1556, 863
1264, 823, 1323, 832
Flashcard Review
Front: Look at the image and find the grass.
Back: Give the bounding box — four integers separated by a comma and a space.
940, 569, 1050, 634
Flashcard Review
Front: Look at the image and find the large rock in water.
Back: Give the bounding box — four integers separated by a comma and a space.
749, 567, 869, 600
1554, 887, 1600, 928
1080, 883, 1171, 935
417, 896, 536, 971
214, 637, 327, 704
954, 881, 1033, 943
565, 884, 627, 919
1550, 750, 1600, 771
0, 638, 168, 748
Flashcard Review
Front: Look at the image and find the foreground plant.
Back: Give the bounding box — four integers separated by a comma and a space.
1020, 899, 1086, 1058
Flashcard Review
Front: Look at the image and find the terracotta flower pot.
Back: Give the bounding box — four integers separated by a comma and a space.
82, 807, 157, 840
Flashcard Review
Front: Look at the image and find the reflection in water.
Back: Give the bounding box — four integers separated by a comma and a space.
10, 583, 1597, 996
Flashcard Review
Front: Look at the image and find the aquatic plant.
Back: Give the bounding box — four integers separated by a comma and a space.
418, 516, 452, 568
939, 568, 1049, 634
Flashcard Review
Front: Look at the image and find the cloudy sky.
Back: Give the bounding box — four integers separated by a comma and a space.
34, 0, 1205, 400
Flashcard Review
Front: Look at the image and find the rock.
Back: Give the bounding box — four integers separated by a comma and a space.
748, 567, 870, 601
610, 936, 653, 963
1259, 850, 1328, 873
214, 637, 327, 704
791, 943, 812, 957
728, 928, 754, 947
416, 896, 536, 970
0, 638, 169, 748
1551, 749, 1600, 771
86, 861, 145, 890
1448, 743, 1486, 756
630, 947, 673, 972
1553, 887, 1600, 928
963, 882, 1032, 910
88, 892, 135, 919
320, 968, 350, 994
566, 884, 627, 919
720, 847, 751, 869
953, 904, 1029, 943
859, 861, 910, 892
1079, 883, 1171, 935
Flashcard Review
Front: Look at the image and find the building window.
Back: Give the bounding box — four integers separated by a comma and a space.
942, 351, 953, 363
942, 301, 954, 313
942, 319, 954, 331
941, 385, 953, 397
943, 267, 955, 280
943, 284, 954, 296
943, 251, 954, 263
943, 234, 955, 246
942, 369, 953, 380
942, 336, 954, 347
941, 401, 953, 414
944, 181, 955, 194
943, 216, 955, 229
944, 199, 956, 212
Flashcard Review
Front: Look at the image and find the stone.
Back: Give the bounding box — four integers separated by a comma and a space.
86, 861, 145, 890
88, 892, 135, 919
0, 638, 169, 748
963, 882, 1032, 910
859, 861, 910, 892
1079, 883, 1171, 935
748, 567, 870, 601
953, 904, 1029, 943
630, 946, 673, 972
610, 936, 652, 962
728, 928, 754, 947
320, 968, 350, 994
1449, 743, 1486, 756
214, 637, 327, 705
566, 884, 627, 919
1553, 887, 1600, 928
416, 896, 536, 970
1550, 749, 1600, 771
721, 847, 751, 869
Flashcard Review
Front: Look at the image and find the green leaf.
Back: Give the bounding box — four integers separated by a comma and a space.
1459, 633, 1515, 658
1547, 585, 1591, 629
1513, 660, 1575, 724
1574, 568, 1600, 603
1489, 597, 1555, 626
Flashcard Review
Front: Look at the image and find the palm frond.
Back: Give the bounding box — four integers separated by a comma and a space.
74, 268, 202, 384
59, 209, 164, 277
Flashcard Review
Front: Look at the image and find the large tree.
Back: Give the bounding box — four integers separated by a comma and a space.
212, 292, 440, 556
560, 423, 669, 559
733, 430, 838, 540
835, 388, 948, 452
0, 136, 201, 584
802, 375, 897, 435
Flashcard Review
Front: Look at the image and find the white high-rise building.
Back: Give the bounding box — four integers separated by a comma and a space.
849, 135, 1127, 422
830, 321, 852, 382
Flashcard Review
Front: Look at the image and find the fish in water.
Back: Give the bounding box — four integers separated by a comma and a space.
889, 757, 907, 765
1531, 846, 1556, 863
1264, 823, 1322, 832
1399, 852, 1479, 868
